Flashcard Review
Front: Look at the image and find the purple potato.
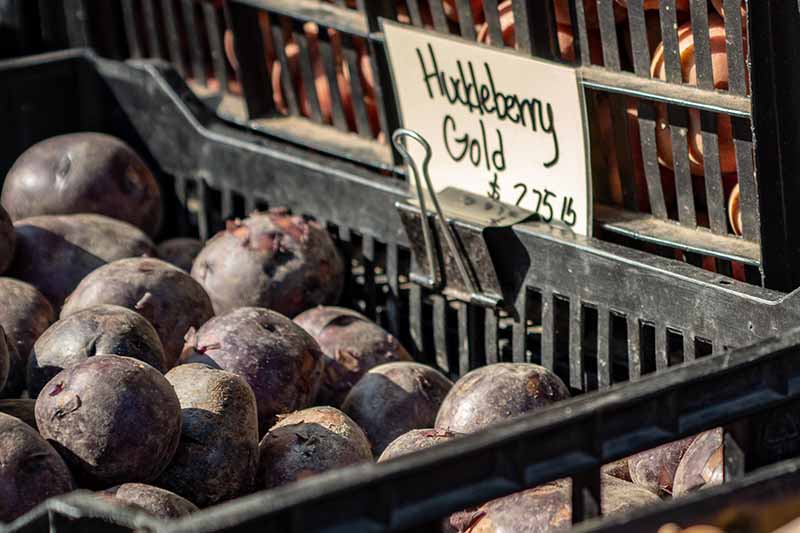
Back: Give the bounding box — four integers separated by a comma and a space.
0, 412, 75, 522
341, 362, 453, 456
8, 214, 155, 310
34, 355, 181, 487
435, 363, 570, 435
0, 278, 54, 398
60, 257, 214, 368
602, 459, 632, 483
0, 399, 36, 430
294, 306, 412, 406
157, 238, 203, 272
181, 307, 323, 433
191, 209, 344, 317
672, 429, 723, 497
99, 483, 197, 518
447, 475, 659, 532
377, 428, 461, 462
1, 133, 162, 237
156, 363, 259, 507
628, 436, 696, 496
258, 406, 372, 489
0, 204, 14, 274
0, 327, 8, 394
27, 304, 167, 398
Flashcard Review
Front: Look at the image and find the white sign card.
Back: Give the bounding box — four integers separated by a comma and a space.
382, 20, 592, 236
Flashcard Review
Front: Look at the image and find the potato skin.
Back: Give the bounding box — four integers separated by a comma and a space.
60, 257, 214, 368
0, 278, 54, 398
435, 363, 570, 434
181, 307, 324, 433
258, 406, 372, 489
294, 306, 412, 406
341, 362, 453, 456
8, 214, 155, 310
628, 436, 696, 496
157, 238, 203, 272
191, 209, 344, 317
449, 475, 659, 532
0, 204, 14, 274
27, 304, 167, 398
377, 428, 461, 463
34, 355, 181, 487
673, 429, 723, 497
1, 133, 163, 237
156, 364, 259, 507
99, 483, 197, 518
0, 412, 75, 522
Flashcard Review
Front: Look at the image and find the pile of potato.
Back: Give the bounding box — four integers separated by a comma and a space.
0, 133, 723, 529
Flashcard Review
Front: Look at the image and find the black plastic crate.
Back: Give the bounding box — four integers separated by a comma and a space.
44, 0, 800, 295
4, 47, 800, 532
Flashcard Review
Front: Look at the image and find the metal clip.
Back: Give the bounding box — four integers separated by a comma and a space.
393, 129, 533, 309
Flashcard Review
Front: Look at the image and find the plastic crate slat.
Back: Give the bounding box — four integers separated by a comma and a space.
181, 0, 207, 84
627, 315, 642, 381
531, 0, 558, 61
340, 34, 373, 137
541, 289, 555, 371
481, 0, 503, 49
668, 107, 698, 228
510, 0, 535, 55
700, 112, 728, 235
433, 294, 449, 374
570, 300, 585, 391
293, 23, 324, 124
684, 331, 696, 362
141, 0, 164, 60
454, 0, 476, 41
572, 0, 592, 66
458, 302, 470, 375
597, 0, 620, 70
626, 0, 651, 76
579, 65, 751, 117
203, 2, 229, 92
236, 0, 368, 37
317, 27, 350, 132
228, 1, 274, 118
658, 0, 683, 84
403, 0, 423, 27
637, 101, 669, 219
409, 283, 424, 358
572, 469, 602, 523
485, 308, 499, 365
597, 306, 611, 389
723, 0, 747, 96
427, 0, 449, 33
161, 0, 187, 77
512, 288, 528, 363
270, 17, 300, 117
121, 0, 144, 59
362, 235, 377, 319
734, 119, 759, 243
690, 0, 715, 91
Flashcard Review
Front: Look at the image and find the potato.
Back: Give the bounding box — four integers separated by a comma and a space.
628, 436, 696, 496
1, 133, 162, 237
0, 399, 36, 430
181, 307, 323, 434
60, 257, 214, 368
0, 327, 9, 394
294, 306, 412, 406
156, 363, 259, 507
0, 412, 75, 522
27, 305, 167, 398
191, 209, 344, 317
157, 238, 203, 272
99, 483, 197, 518
377, 428, 461, 463
0, 204, 13, 275
0, 278, 54, 398
435, 363, 570, 434
341, 362, 453, 456
7, 214, 155, 310
446, 475, 659, 532
673, 429, 723, 497
34, 355, 181, 487
258, 406, 372, 489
